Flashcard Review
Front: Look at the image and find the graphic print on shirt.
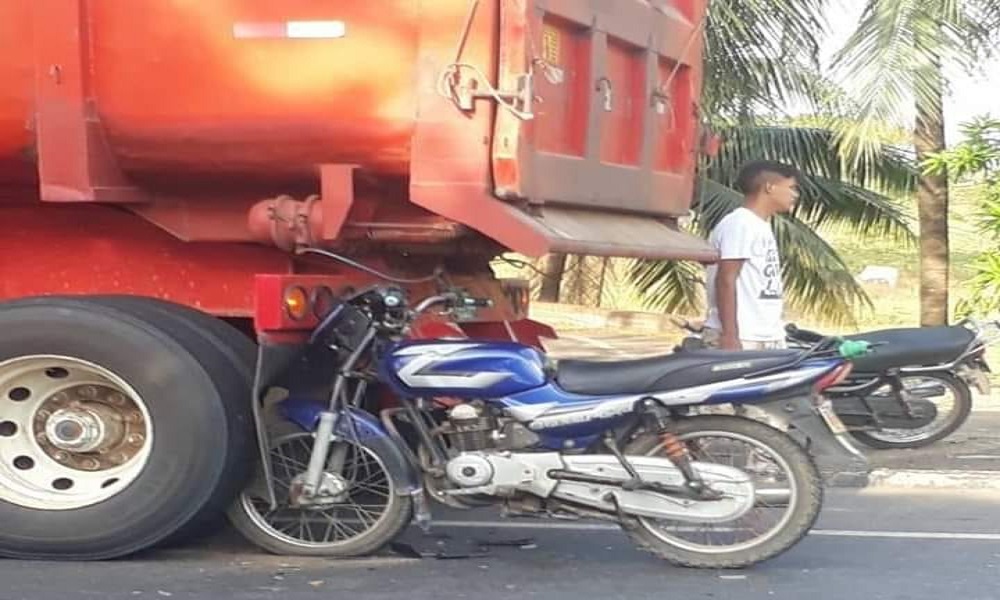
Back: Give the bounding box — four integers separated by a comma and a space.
753, 237, 782, 300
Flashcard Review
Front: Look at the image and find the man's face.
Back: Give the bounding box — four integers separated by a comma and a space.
765, 176, 799, 213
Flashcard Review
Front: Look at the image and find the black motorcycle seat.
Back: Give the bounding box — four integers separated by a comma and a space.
556, 349, 800, 396
843, 326, 976, 373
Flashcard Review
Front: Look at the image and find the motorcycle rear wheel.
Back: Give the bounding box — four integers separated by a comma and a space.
849, 372, 972, 450
623, 415, 822, 569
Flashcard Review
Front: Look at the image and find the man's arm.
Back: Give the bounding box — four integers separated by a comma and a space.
715, 259, 744, 350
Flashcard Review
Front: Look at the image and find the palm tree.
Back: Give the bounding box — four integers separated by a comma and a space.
631, 124, 915, 324
831, 0, 1000, 326
625, 0, 917, 325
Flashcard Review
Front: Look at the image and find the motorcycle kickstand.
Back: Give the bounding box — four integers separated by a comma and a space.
604, 491, 640, 534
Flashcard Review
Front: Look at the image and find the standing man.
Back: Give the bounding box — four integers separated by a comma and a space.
703, 160, 800, 351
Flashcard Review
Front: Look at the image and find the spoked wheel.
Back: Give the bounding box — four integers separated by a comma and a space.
624, 416, 822, 569
850, 373, 972, 450
228, 430, 413, 557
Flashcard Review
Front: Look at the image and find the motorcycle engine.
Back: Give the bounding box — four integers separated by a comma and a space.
436, 403, 541, 497
445, 403, 496, 451
442, 403, 539, 452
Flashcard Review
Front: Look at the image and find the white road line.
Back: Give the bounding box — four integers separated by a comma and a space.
810, 530, 1000, 541
430, 520, 1000, 541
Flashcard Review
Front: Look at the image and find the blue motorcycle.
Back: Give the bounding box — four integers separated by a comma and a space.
228, 251, 870, 569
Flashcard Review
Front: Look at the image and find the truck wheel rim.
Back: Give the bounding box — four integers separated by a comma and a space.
0, 355, 154, 510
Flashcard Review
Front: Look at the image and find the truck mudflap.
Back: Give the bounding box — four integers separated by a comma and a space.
488, 203, 718, 261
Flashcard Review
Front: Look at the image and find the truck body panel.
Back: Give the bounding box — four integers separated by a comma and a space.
0, 0, 715, 319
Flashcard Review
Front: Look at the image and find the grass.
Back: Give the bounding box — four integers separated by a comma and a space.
791, 181, 986, 334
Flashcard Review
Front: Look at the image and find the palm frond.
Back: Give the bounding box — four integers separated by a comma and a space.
703, 125, 915, 239
973, 0, 1000, 45
692, 177, 744, 234
703, 0, 828, 117
830, 0, 980, 158
628, 259, 705, 315
772, 213, 872, 326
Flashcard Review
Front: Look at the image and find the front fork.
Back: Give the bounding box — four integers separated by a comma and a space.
300, 411, 345, 501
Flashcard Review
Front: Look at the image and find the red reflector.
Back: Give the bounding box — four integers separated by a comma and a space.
815, 363, 853, 393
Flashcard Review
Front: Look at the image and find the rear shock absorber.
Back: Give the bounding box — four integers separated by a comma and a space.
660, 432, 705, 491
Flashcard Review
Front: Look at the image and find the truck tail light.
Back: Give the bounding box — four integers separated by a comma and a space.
256, 275, 361, 335
311, 285, 337, 318
283, 286, 310, 320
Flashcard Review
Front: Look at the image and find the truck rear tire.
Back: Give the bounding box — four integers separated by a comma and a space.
0, 299, 234, 559
83, 296, 258, 545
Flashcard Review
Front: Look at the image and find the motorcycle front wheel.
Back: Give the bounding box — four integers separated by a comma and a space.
227, 426, 413, 557
623, 415, 822, 569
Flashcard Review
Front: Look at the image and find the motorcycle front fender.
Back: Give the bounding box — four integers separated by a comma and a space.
281, 399, 423, 495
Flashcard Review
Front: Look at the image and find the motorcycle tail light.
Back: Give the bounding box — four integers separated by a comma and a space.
814, 363, 853, 393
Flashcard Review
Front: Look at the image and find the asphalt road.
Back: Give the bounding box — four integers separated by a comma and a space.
4, 488, 999, 600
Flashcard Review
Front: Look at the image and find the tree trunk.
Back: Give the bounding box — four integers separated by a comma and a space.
913, 59, 950, 327
537, 253, 567, 302
596, 257, 610, 308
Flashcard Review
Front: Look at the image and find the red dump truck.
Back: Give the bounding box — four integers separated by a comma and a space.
0, 0, 716, 559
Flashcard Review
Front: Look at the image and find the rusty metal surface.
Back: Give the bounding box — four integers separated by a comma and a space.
0, 205, 292, 316
492, 0, 706, 217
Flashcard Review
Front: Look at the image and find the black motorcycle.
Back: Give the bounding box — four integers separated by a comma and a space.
674, 319, 996, 450
784, 322, 995, 449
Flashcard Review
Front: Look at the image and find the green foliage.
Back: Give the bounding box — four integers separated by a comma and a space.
628, 0, 927, 325
831, 1, 1000, 161
631, 125, 915, 324
702, 0, 827, 118
924, 116, 1000, 317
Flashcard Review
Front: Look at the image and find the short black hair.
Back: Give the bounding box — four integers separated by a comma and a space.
735, 160, 800, 195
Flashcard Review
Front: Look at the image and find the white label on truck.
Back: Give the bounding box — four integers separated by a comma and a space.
233, 21, 346, 39
286, 21, 347, 39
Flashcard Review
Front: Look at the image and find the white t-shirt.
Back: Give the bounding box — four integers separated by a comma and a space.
704, 207, 784, 342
